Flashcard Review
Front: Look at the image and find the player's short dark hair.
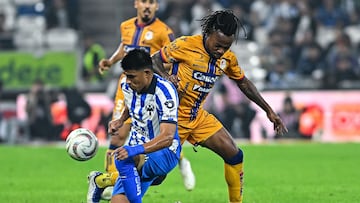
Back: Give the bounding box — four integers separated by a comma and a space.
121, 49, 153, 71
200, 10, 244, 39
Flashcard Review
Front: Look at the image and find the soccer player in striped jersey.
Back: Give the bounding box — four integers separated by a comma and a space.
108, 49, 181, 203
152, 10, 288, 203
87, 1, 194, 202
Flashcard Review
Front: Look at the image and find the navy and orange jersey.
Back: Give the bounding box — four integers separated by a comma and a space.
159, 35, 245, 120
120, 17, 175, 55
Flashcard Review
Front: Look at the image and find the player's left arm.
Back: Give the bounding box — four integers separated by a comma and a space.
234, 76, 288, 135
142, 122, 176, 152
225, 54, 287, 135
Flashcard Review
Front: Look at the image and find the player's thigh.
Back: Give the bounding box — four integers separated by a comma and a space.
141, 149, 178, 179
111, 193, 129, 203
190, 110, 238, 159
201, 127, 239, 160
182, 110, 222, 145
110, 122, 131, 146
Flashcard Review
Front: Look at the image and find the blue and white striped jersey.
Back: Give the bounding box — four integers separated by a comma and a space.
120, 74, 181, 156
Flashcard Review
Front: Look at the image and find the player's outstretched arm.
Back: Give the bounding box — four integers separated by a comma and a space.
98, 43, 125, 74
235, 76, 288, 135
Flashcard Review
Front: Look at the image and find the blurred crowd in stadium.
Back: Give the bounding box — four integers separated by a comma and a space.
0, 0, 359, 143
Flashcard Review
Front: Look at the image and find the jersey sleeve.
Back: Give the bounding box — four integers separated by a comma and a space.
224, 52, 245, 80
159, 36, 188, 64
112, 75, 127, 120
162, 26, 175, 45
156, 81, 179, 123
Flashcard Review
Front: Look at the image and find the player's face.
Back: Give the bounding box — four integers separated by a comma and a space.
124, 69, 152, 93
135, 0, 158, 24
205, 31, 234, 59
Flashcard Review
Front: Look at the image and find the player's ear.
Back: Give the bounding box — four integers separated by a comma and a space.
144, 69, 152, 76
134, 0, 138, 9
155, 1, 159, 11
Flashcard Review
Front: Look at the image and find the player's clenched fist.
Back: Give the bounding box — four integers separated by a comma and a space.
108, 119, 124, 135
98, 59, 112, 74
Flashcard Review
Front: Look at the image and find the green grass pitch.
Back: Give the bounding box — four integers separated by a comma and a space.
1, 142, 360, 203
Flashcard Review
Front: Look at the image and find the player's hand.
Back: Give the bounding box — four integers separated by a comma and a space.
98, 59, 112, 74
108, 119, 124, 135
164, 74, 180, 88
267, 112, 288, 136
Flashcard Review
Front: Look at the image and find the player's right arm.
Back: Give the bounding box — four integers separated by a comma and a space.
152, 51, 180, 87
98, 42, 126, 74
108, 106, 129, 135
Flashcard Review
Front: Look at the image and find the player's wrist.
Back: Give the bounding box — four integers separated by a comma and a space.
125, 145, 145, 157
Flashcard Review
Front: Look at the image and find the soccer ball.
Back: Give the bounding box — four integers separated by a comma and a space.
65, 128, 98, 161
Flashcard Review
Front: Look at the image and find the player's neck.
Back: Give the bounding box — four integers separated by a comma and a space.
136, 17, 156, 27
139, 74, 156, 94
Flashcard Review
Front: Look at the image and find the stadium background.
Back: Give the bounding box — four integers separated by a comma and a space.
0, 0, 359, 144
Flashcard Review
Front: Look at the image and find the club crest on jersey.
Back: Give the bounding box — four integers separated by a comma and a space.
220, 59, 227, 70
145, 31, 153, 40
145, 104, 155, 116
164, 100, 175, 109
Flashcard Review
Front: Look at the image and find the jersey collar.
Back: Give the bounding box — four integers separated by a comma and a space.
202, 35, 217, 59
135, 17, 156, 28
140, 75, 157, 94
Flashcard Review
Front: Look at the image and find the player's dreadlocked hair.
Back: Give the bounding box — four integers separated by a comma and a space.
200, 10, 246, 39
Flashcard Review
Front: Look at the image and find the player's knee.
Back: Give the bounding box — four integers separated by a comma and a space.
224, 148, 243, 165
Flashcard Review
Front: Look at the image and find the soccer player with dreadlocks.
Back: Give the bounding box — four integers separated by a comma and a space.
152, 10, 288, 203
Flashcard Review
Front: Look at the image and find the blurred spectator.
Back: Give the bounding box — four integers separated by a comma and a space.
61, 87, 91, 140
81, 35, 107, 84
325, 32, 356, 66
295, 42, 325, 79
265, 58, 298, 89
230, 2, 254, 40
44, 0, 79, 29
190, 0, 223, 34
315, 0, 349, 28
325, 54, 360, 88
293, 1, 318, 46
164, 2, 191, 36
276, 94, 301, 139
0, 12, 14, 50
249, 0, 273, 28
323, 32, 360, 88
25, 79, 63, 141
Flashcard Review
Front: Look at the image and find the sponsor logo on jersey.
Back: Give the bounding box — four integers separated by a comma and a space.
164, 100, 175, 109
193, 84, 211, 93
132, 125, 149, 137
192, 71, 219, 83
